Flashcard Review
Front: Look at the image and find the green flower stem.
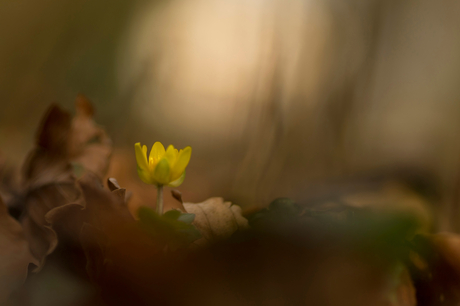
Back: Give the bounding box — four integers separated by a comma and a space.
156, 185, 164, 215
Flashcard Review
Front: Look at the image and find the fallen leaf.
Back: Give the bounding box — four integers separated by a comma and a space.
45, 174, 133, 238
171, 189, 186, 212
22, 105, 73, 189
79, 223, 108, 282
6, 96, 112, 270
18, 104, 79, 269
0, 195, 37, 303
107, 178, 121, 191
427, 232, 460, 275
183, 197, 249, 246
107, 177, 131, 205
21, 184, 80, 268
67, 94, 112, 180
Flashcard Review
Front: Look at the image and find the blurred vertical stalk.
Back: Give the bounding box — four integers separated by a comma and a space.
156, 185, 164, 215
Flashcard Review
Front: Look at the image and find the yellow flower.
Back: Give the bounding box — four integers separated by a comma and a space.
135, 142, 192, 187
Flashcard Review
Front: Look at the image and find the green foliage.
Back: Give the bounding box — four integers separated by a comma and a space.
249, 197, 418, 262
177, 213, 196, 224
137, 207, 201, 250
249, 197, 300, 229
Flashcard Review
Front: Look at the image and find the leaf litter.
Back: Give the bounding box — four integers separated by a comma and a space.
0, 99, 459, 305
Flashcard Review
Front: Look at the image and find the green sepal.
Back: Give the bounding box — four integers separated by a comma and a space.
154, 158, 170, 185
177, 213, 195, 224
167, 171, 186, 187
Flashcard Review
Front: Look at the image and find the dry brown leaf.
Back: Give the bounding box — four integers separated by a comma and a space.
46, 175, 133, 241
22, 105, 73, 188
59, 178, 155, 288
183, 197, 249, 246
107, 178, 121, 191
68, 94, 112, 180
0, 195, 37, 303
9, 97, 112, 269
79, 223, 108, 282
79, 177, 134, 231
427, 232, 460, 275
107, 177, 131, 205
19, 105, 79, 269
171, 189, 183, 204
0, 154, 21, 206
170, 189, 186, 211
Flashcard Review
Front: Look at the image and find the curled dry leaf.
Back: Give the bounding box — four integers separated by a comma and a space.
8, 96, 112, 270
428, 232, 460, 273
19, 105, 77, 269
22, 105, 73, 189
0, 195, 37, 303
171, 189, 186, 211
45, 174, 134, 241
171, 189, 183, 204
107, 177, 131, 205
46, 177, 160, 290
21, 184, 80, 269
183, 197, 249, 246
0, 153, 21, 206
79, 223, 108, 283
78, 176, 134, 232
68, 94, 112, 179
107, 178, 121, 191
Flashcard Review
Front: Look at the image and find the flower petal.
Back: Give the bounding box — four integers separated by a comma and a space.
167, 171, 186, 187
171, 146, 191, 180
150, 142, 165, 162
164, 145, 177, 169
137, 168, 156, 185
135, 143, 148, 170
154, 158, 170, 185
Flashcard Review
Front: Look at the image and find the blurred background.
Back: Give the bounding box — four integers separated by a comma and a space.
1, 0, 460, 231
